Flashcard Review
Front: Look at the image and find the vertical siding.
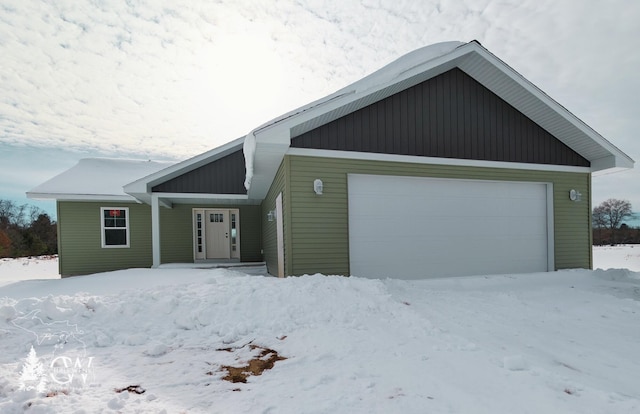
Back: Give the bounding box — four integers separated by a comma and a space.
261, 159, 288, 276
160, 204, 263, 264
292, 68, 590, 168
57, 201, 152, 276
152, 149, 246, 194
286, 155, 591, 276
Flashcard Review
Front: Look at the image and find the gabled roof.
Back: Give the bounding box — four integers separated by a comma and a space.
123, 137, 245, 204
27, 158, 172, 202
29, 41, 634, 206
243, 40, 634, 200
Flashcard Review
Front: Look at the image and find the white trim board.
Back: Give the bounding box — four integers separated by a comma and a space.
26, 193, 139, 202
287, 148, 591, 174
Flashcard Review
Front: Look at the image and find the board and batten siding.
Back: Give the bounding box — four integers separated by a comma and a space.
57, 201, 153, 276
151, 150, 246, 194
262, 158, 289, 276
286, 154, 591, 277
160, 204, 263, 264
292, 68, 589, 168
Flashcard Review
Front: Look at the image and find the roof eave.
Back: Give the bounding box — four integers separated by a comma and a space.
458, 42, 634, 171
591, 155, 635, 175
26, 192, 139, 202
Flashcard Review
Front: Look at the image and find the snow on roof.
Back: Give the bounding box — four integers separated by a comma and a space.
243, 41, 465, 189
27, 158, 172, 201
243, 40, 634, 196
335, 41, 465, 96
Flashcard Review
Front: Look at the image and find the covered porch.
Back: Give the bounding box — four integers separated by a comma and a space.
148, 193, 263, 268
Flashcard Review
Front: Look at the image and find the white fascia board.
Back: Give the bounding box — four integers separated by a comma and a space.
26, 192, 138, 202
286, 148, 592, 174
155, 193, 249, 200
124, 137, 244, 195
591, 155, 634, 175
154, 193, 259, 206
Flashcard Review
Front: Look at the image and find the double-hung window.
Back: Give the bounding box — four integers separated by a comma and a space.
101, 207, 130, 248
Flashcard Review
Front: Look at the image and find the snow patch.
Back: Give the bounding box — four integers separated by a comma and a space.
503, 355, 529, 371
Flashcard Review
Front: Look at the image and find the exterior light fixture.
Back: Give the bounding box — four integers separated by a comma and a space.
313, 179, 323, 195
569, 189, 582, 202
267, 210, 276, 222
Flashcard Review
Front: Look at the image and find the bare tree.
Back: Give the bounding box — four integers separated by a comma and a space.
592, 205, 606, 245
0, 200, 57, 257
593, 199, 634, 245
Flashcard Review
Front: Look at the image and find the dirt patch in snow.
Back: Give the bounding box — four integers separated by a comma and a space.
115, 385, 146, 394
213, 344, 286, 384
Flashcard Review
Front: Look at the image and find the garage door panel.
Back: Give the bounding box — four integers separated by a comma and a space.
348, 174, 550, 279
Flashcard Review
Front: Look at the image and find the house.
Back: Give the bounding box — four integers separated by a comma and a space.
28, 40, 634, 279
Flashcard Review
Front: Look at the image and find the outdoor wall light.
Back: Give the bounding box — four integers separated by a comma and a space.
569, 189, 582, 202
313, 179, 323, 195
267, 210, 276, 222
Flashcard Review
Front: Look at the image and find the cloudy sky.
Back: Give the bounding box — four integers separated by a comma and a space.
1, 0, 639, 220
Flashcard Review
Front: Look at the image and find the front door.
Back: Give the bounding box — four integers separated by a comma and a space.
206, 210, 230, 259
193, 209, 240, 261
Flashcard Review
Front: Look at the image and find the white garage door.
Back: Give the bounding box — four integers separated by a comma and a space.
348, 174, 552, 279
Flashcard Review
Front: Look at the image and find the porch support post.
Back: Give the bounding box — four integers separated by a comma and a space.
151, 193, 161, 268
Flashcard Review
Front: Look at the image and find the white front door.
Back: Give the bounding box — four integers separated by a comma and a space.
193, 209, 240, 260
206, 210, 230, 259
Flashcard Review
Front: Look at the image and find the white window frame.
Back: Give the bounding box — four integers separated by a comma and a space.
100, 207, 130, 248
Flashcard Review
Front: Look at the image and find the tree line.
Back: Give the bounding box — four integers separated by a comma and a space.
592, 198, 639, 245
0, 199, 57, 258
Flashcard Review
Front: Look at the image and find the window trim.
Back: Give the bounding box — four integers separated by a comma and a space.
100, 207, 130, 248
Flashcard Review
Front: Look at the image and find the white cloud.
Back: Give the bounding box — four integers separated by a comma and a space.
1, 0, 639, 207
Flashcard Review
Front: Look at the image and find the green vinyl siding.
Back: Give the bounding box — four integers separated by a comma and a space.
57, 201, 152, 276
262, 159, 288, 276
159, 204, 193, 263
285, 154, 591, 276
57, 201, 263, 276
236, 205, 264, 262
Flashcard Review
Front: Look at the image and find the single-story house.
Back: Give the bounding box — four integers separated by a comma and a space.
28, 40, 633, 279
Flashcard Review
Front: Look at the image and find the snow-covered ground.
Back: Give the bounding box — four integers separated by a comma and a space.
0, 248, 638, 413
0, 256, 60, 288
593, 244, 640, 271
